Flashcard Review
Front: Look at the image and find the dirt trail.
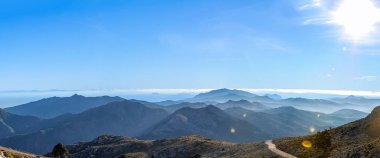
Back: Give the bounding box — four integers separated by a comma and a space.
265, 140, 297, 158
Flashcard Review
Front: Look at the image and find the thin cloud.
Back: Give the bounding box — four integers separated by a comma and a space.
355, 76, 377, 81
299, 0, 322, 10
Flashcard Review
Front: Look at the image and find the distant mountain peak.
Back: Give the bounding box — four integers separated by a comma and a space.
215, 88, 229, 91
345, 95, 366, 100
71, 94, 84, 98
188, 89, 258, 103
196, 88, 256, 96
264, 94, 282, 100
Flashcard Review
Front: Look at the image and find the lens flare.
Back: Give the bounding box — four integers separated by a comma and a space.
230, 128, 236, 134
310, 127, 316, 133
302, 140, 313, 148
243, 113, 247, 118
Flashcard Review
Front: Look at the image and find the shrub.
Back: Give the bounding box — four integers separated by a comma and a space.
314, 130, 332, 151
52, 143, 69, 158
4, 151, 14, 158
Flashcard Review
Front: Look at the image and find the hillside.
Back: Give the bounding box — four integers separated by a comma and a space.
140, 105, 271, 143
0, 146, 39, 158
0, 108, 41, 139
67, 135, 279, 158
0, 100, 169, 154
274, 106, 380, 158
5, 94, 124, 118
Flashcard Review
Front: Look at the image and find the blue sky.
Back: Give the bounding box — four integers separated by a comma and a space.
1, 0, 380, 94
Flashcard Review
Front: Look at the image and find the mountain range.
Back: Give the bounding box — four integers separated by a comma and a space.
140, 105, 271, 143
0, 100, 168, 154
0, 88, 376, 155
178, 88, 377, 113
59, 105, 380, 158
61, 105, 380, 158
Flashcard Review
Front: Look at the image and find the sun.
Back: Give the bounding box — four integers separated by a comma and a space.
330, 0, 380, 41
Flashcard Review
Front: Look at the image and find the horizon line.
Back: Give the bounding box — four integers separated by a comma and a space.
1, 88, 380, 97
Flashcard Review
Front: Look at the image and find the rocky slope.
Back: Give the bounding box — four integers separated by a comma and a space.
0, 146, 39, 158
274, 106, 380, 158
67, 135, 279, 158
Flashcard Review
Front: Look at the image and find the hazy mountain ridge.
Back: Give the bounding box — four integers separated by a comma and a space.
329, 109, 368, 119
0, 100, 169, 154
5, 94, 125, 118
330, 95, 380, 112
180, 89, 376, 113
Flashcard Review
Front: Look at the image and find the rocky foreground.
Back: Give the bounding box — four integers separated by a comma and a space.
0, 146, 39, 158
67, 135, 279, 158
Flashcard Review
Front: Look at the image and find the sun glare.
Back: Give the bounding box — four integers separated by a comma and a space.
330, 0, 380, 41
302, 140, 313, 148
